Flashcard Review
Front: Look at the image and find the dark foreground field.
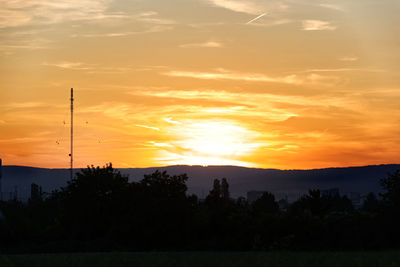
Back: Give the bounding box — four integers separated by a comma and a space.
1, 251, 400, 267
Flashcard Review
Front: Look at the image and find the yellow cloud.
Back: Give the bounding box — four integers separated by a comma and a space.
180, 41, 223, 48
302, 20, 336, 31
163, 69, 300, 84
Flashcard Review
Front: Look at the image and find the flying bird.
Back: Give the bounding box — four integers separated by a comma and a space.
246, 13, 267, 24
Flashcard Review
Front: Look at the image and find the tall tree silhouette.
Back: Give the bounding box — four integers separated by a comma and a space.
221, 178, 230, 200
206, 179, 221, 203
380, 170, 400, 209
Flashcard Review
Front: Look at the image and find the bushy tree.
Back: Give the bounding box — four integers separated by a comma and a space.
140, 170, 187, 196
252, 192, 279, 214
53, 163, 130, 240
290, 189, 353, 217
3, 165, 400, 252
380, 170, 400, 209
362, 192, 379, 212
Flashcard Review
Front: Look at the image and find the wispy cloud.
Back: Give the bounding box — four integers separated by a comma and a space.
205, 0, 260, 14
71, 32, 134, 38
4, 102, 46, 109
138, 11, 158, 17
135, 124, 160, 131
180, 41, 223, 48
0, 38, 52, 53
0, 0, 115, 28
42, 61, 135, 74
137, 89, 348, 111
81, 103, 134, 121
339, 56, 359, 62
68, 11, 174, 38
162, 69, 300, 84
205, 0, 287, 15
146, 141, 173, 148
246, 19, 292, 27
71, 24, 173, 38
0, 136, 49, 144
8, 29, 50, 36
319, 3, 345, 12
42, 61, 94, 70
72, 27, 173, 38
302, 68, 384, 73
135, 11, 175, 25
302, 20, 336, 31
164, 118, 182, 125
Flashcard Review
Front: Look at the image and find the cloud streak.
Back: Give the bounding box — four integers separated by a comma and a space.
164, 118, 182, 124
42, 61, 135, 74
135, 124, 160, 131
0, 0, 114, 28
302, 20, 336, 31
42, 61, 94, 70
180, 41, 223, 48
206, 0, 261, 14
339, 56, 359, 62
135, 11, 175, 25
319, 3, 345, 11
162, 69, 300, 84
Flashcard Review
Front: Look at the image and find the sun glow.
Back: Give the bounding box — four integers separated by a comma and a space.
157, 120, 261, 166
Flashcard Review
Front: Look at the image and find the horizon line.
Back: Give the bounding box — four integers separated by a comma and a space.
2, 162, 400, 172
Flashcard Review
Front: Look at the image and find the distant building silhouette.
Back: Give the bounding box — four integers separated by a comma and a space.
346, 192, 364, 209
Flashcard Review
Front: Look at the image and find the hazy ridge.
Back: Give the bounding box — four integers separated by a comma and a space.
2, 164, 400, 201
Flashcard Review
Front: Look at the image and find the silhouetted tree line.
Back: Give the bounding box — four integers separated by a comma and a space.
0, 164, 400, 253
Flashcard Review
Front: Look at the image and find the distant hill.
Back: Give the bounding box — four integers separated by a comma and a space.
1, 164, 399, 202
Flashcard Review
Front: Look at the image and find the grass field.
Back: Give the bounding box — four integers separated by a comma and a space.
1, 251, 400, 267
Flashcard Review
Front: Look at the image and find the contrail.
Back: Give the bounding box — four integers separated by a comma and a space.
246, 13, 266, 24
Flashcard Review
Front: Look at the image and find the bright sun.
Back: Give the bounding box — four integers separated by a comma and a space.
159, 120, 260, 167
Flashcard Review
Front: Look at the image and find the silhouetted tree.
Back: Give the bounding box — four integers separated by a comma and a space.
206, 179, 221, 203
2, 164, 400, 252
133, 170, 194, 248
290, 189, 353, 217
252, 192, 279, 214
139, 170, 188, 199
380, 170, 400, 209
29, 183, 43, 204
362, 192, 379, 212
290, 189, 324, 216
53, 163, 130, 240
221, 178, 230, 200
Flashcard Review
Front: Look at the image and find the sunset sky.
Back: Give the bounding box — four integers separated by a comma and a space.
0, 0, 399, 169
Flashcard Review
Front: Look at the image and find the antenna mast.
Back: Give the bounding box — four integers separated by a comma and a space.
70, 88, 74, 180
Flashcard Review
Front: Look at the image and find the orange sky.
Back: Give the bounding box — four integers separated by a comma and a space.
0, 0, 399, 169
